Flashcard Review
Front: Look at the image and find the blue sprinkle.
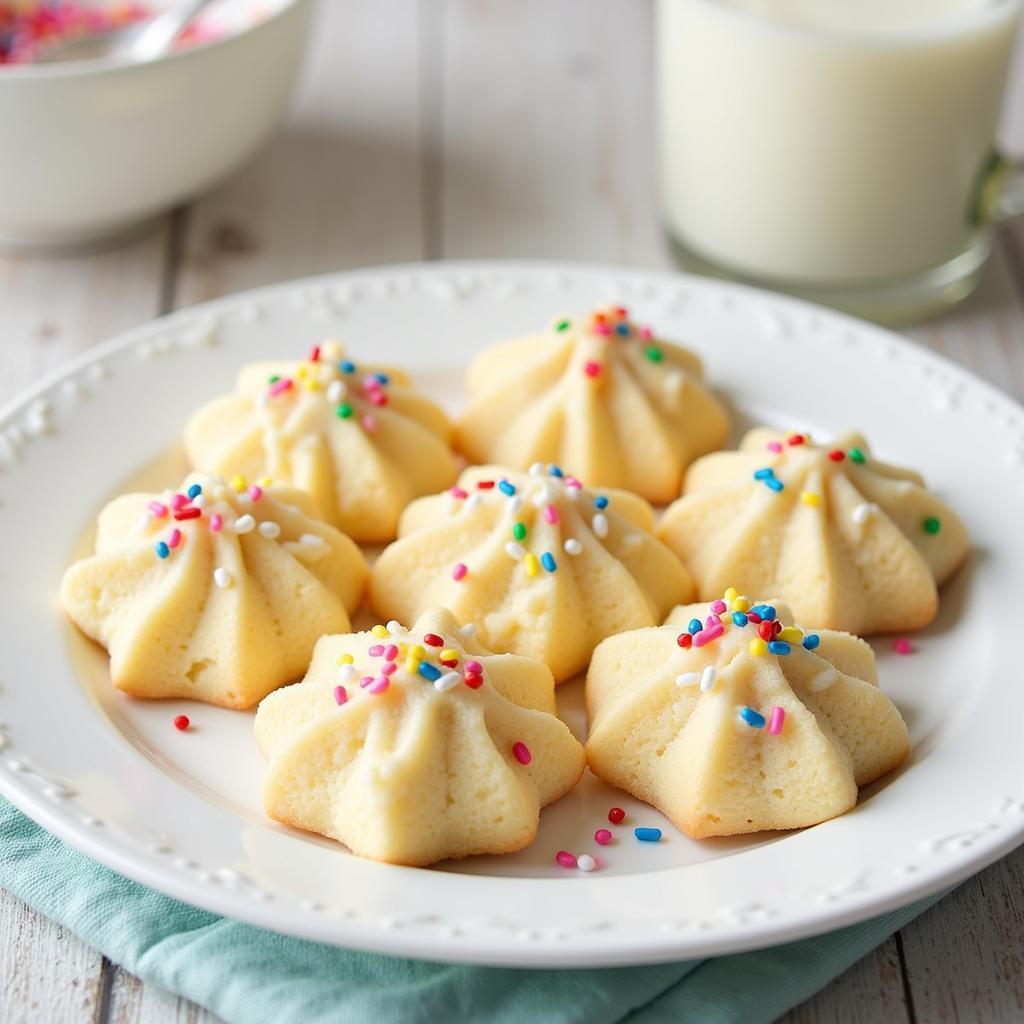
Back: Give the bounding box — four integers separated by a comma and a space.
418, 662, 442, 682
634, 827, 662, 843
498, 480, 516, 496
748, 604, 765, 618
767, 640, 791, 656
761, 605, 777, 621
549, 465, 564, 478
155, 541, 170, 559
732, 611, 748, 626
339, 360, 356, 374
687, 618, 702, 635
615, 323, 630, 336
371, 372, 390, 386
595, 495, 609, 509
753, 467, 775, 480
765, 477, 784, 492
187, 483, 202, 499
740, 706, 766, 729
803, 634, 820, 650
541, 552, 557, 573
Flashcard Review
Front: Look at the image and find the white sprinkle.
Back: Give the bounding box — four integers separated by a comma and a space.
460, 623, 476, 637
809, 666, 839, 692
136, 513, 152, 534
664, 370, 685, 399
434, 672, 462, 692
192, 494, 208, 510
338, 664, 357, 683
577, 854, 596, 873
234, 514, 256, 534
259, 521, 281, 539
386, 620, 403, 635
564, 486, 579, 502
506, 541, 526, 560
465, 493, 484, 511
506, 495, 524, 515
675, 672, 699, 688
213, 567, 232, 589
300, 533, 326, 547
852, 502, 876, 526
533, 485, 554, 507
529, 462, 545, 476
592, 513, 609, 538
327, 380, 346, 403
700, 666, 717, 692
564, 538, 583, 555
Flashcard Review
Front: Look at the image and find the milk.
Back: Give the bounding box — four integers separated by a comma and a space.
657, 0, 1022, 285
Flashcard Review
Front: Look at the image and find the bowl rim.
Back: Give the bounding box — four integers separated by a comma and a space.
0, 0, 310, 81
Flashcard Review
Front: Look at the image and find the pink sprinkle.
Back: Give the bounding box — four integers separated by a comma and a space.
594, 828, 613, 845
369, 390, 388, 407
209, 513, 223, 532
555, 850, 577, 869
710, 600, 726, 615
333, 685, 347, 706
705, 614, 722, 628
369, 677, 390, 695
766, 441, 783, 453
381, 661, 398, 676
450, 487, 468, 500
363, 377, 382, 392
893, 637, 914, 655
167, 529, 182, 549
583, 360, 602, 378
465, 661, 483, 675
694, 624, 723, 647
248, 485, 263, 502
543, 505, 560, 524
565, 477, 583, 489
362, 414, 378, 433
384, 644, 399, 661
170, 494, 188, 511
638, 326, 653, 340
452, 562, 468, 581
269, 378, 293, 397
593, 323, 612, 336
359, 675, 374, 689
512, 741, 532, 765
148, 501, 169, 518
768, 706, 785, 735
368, 644, 384, 657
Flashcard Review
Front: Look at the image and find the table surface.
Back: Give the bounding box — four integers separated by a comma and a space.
3, 2, 1024, 1021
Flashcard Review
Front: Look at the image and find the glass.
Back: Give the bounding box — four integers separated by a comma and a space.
657, 0, 1024, 323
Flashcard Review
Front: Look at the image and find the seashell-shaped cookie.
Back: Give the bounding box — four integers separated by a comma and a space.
255, 607, 585, 865
369, 464, 695, 681
657, 428, 970, 634
586, 593, 910, 837
61, 474, 367, 709
455, 307, 730, 503
183, 340, 459, 542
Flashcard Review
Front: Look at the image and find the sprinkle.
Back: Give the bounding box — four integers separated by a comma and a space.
234, 515, 255, 534
333, 686, 347, 706
512, 521, 527, 541
583, 360, 602, 378
259, 521, 281, 539
368, 390, 388, 407
749, 638, 768, 656
564, 538, 582, 555
418, 662, 442, 682
209, 514, 223, 532
767, 640, 792, 656
849, 447, 866, 463
213, 567, 232, 589
765, 477, 784, 492
512, 741, 532, 765
555, 318, 571, 332
452, 562, 468, 581
592, 513, 609, 538
338, 665, 356, 683
694, 624, 723, 647
371, 373, 390, 386
577, 854, 597, 872
710, 599, 726, 614
778, 626, 803, 644
766, 441, 783, 453
768, 706, 785, 735
173, 715, 190, 732
460, 623, 476, 637
788, 434, 805, 446
634, 827, 662, 842
923, 516, 941, 535
732, 611, 749, 626
371, 625, 389, 639
677, 633, 693, 649
802, 634, 821, 650
465, 661, 483, 675
174, 507, 201, 521
187, 484, 203, 499
541, 552, 557, 573
524, 553, 541, 577
434, 672, 462, 692
753, 467, 774, 479
800, 491, 820, 507
550, 465, 564, 478
893, 637, 914, 655
498, 480, 516, 496
594, 829, 613, 845
148, 501, 169, 518
637, 326, 652, 340
336, 403, 353, 419
758, 605, 777, 621
381, 662, 398, 676
339, 360, 356, 374
337, 653, 354, 665
758, 621, 775, 641
595, 495, 609, 510
608, 807, 626, 823
167, 528, 182, 549
368, 644, 385, 657
699, 666, 717, 692
171, 494, 189, 511
644, 346, 663, 363
309, 345, 321, 362
740, 706, 766, 729
269, 378, 293, 397
463, 672, 484, 689
249, 485, 263, 502
505, 541, 526, 560
368, 677, 390, 695
556, 851, 577, 868
362, 414, 378, 433
828, 449, 845, 462
675, 672, 699, 688
440, 648, 458, 662
386, 620, 403, 635
543, 504, 560, 524
810, 666, 839, 692
477, 480, 495, 490
360, 675, 375, 688
450, 486, 468, 500
852, 503, 875, 525
594, 322, 612, 336
423, 634, 443, 648
687, 618, 702, 635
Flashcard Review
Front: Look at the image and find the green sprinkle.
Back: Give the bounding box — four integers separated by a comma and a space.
644, 346, 663, 363
336, 403, 353, 419
923, 516, 941, 535
513, 522, 527, 541
268, 374, 280, 384
848, 447, 866, 464
554, 318, 571, 332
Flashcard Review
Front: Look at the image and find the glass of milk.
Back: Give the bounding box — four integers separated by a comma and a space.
657, 0, 1024, 322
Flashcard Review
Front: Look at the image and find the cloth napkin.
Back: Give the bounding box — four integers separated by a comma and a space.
1, 797, 942, 1024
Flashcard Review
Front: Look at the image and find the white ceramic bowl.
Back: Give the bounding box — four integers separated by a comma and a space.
0, 0, 313, 251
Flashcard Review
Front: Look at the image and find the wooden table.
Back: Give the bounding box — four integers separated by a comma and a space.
2, 3, 1023, 1020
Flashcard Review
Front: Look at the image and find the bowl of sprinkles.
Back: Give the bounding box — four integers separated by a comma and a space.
0, 0, 312, 250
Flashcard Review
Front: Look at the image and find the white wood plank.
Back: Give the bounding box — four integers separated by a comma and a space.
106, 969, 220, 1024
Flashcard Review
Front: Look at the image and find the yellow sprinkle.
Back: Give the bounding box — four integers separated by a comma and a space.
732, 596, 751, 613
371, 625, 389, 639
749, 638, 768, 656
304, 378, 320, 392
724, 587, 738, 604
296, 364, 308, 379
779, 626, 803, 644
440, 648, 459, 662
409, 645, 426, 660
524, 553, 540, 577
397, 642, 408, 656
405, 656, 420, 674
258, 476, 273, 487
230, 475, 248, 492
800, 491, 821, 508
336, 653, 354, 666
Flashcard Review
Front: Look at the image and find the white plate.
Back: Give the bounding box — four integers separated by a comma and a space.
1, 261, 1022, 968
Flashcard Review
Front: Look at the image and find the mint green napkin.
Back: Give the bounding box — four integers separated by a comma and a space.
1, 797, 941, 1024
